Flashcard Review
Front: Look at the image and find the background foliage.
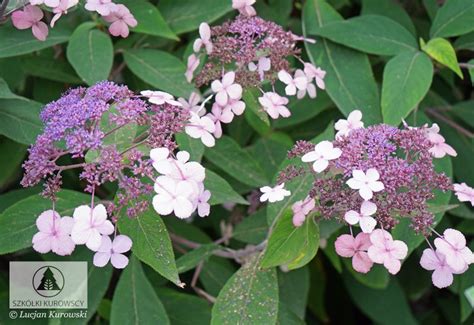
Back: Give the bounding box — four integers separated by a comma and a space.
0, 0, 473, 324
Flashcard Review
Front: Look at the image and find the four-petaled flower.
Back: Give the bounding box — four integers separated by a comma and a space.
249, 57, 271, 81
103, 4, 137, 38
301, 141, 342, 173
335, 110, 364, 139
258, 92, 290, 119
185, 112, 216, 147
278, 70, 307, 96
344, 201, 377, 233
141, 90, 182, 106
420, 248, 466, 288
346, 168, 384, 200
93, 235, 132, 269
303, 63, 326, 89
434, 228, 473, 272
232, 0, 256, 16
453, 183, 474, 206
367, 229, 408, 274
211, 71, 243, 106
335, 233, 373, 273
12, 5, 49, 41
292, 196, 315, 227
193, 22, 213, 54
427, 133, 457, 158
32, 210, 75, 256
70, 204, 114, 251
260, 183, 291, 203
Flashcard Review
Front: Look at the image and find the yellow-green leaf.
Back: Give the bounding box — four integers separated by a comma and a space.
421, 38, 463, 78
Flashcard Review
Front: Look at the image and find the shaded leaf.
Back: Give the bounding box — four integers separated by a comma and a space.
205, 169, 249, 205
0, 99, 43, 144
430, 0, 474, 38
361, 0, 417, 35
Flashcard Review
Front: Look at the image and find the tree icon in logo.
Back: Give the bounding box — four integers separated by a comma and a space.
32, 265, 64, 298
36, 267, 60, 291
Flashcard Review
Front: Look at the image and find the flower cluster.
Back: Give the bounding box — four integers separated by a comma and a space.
11, 0, 137, 41
181, 0, 326, 144
150, 148, 211, 219
22, 81, 216, 270
260, 109, 474, 288
32, 204, 132, 269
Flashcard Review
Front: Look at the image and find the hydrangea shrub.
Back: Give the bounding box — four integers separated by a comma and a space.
0, 0, 473, 323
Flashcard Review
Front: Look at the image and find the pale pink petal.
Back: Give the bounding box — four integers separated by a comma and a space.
227, 84, 243, 99
335, 234, 356, 258
301, 151, 319, 163
361, 201, 377, 216
97, 235, 113, 253
368, 245, 386, 264
432, 268, 454, 288
354, 232, 372, 250
51, 236, 75, 256
359, 216, 377, 233
96, 220, 115, 235
174, 197, 193, 219
420, 248, 439, 271
222, 71, 235, 87
111, 253, 129, 269
312, 159, 329, 173
344, 210, 360, 225
384, 258, 401, 274
85, 229, 103, 251
352, 252, 373, 273
36, 210, 57, 233
93, 252, 111, 267
369, 181, 385, 192
443, 228, 466, 248
32, 232, 52, 253
359, 187, 373, 200
390, 240, 408, 259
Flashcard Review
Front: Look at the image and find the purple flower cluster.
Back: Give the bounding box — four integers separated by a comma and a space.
21, 81, 189, 218
289, 124, 451, 233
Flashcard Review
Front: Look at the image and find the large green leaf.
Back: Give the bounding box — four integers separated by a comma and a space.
233, 208, 269, 245
211, 254, 279, 325
111, 256, 170, 325
176, 243, 220, 273
175, 132, 205, 162
158, 0, 232, 34
200, 258, 236, 297
430, 0, 474, 38
0, 25, 70, 59
303, 0, 382, 125
421, 38, 463, 78
278, 267, 310, 320
381, 51, 433, 126
0, 137, 26, 188
118, 0, 178, 40
343, 274, 417, 325
0, 190, 90, 255
0, 188, 41, 213
315, 15, 418, 56
0, 78, 24, 100
124, 49, 195, 98
67, 23, 113, 86
266, 122, 334, 224
21, 56, 82, 84
248, 138, 292, 181
0, 99, 43, 144
454, 31, 474, 51
261, 211, 319, 269
361, 0, 417, 35
157, 288, 211, 325
204, 136, 269, 187
118, 208, 181, 286
204, 169, 249, 205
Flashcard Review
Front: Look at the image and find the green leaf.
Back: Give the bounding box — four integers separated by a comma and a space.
21, 56, 81, 84
157, 288, 211, 325
303, 0, 382, 125
118, 208, 182, 286
233, 208, 269, 245
124, 49, 196, 98
430, 0, 474, 38
361, 0, 417, 35
421, 38, 463, 78
0, 188, 41, 213
273, 92, 333, 128
242, 88, 270, 127
343, 274, 417, 325
158, 0, 232, 34
266, 122, 334, 224
0, 138, 26, 188
204, 136, 269, 187
204, 170, 249, 205
67, 23, 113, 86
315, 15, 418, 56
111, 256, 170, 325
278, 267, 310, 319
0, 190, 90, 254
211, 253, 279, 325
381, 51, 433, 126
454, 31, 474, 50
261, 211, 319, 270
0, 78, 24, 100
0, 25, 70, 59
201, 258, 236, 296
248, 138, 292, 181
0, 99, 43, 144
176, 243, 220, 273
117, 0, 178, 40
175, 132, 204, 162
468, 59, 474, 85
